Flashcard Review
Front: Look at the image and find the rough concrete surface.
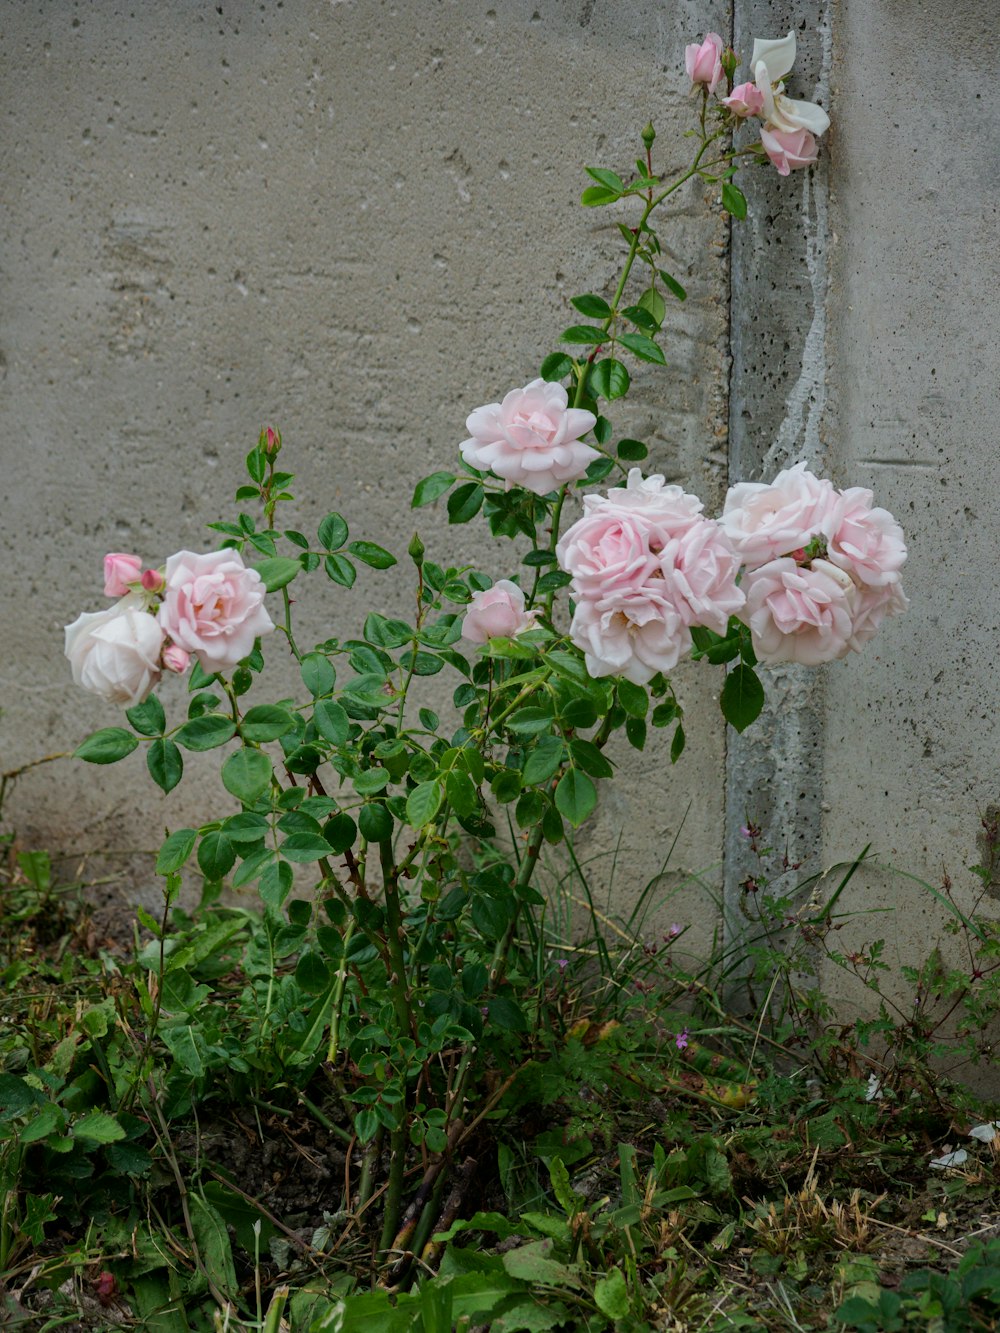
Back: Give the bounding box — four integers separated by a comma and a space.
1, 0, 732, 936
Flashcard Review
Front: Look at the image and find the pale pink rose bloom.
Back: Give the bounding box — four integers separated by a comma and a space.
158, 548, 274, 672
460, 378, 598, 497
103, 552, 142, 597
593, 469, 705, 527
556, 507, 658, 603
685, 33, 724, 93
742, 557, 857, 665
848, 582, 910, 652
162, 643, 191, 674
660, 520, 745, 634
720, 462, 838, 570
65, 594, 164, 706
760, 126, 819, 176
752, 32, 830, 137
827, 488, 907, 587
461, 580, 539, 644
570, 591, 689, 685
721, 81, 765, 117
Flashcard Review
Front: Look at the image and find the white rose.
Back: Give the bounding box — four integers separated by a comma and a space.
65, 594, 164, 707
752, 31, 830, 138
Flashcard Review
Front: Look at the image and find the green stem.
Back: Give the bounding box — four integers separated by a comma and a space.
280, 586, 302, 662
326, 915, 357, 1064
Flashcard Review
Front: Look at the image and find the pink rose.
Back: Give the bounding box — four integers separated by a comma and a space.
827, 488, 907, 588
65, 594, 164, 706
460, 378, 599, 497
141, 568, 165, 594
570, 591, 688, 684
162, 643, 191, 674
720, 462, 838, 570
685, 33, 724, 93
742, 558, 857, 665
760, 126, 819, 176
720, 81, 765, 118
848, 582, 909, 652
157, 548, 274, 672
660, 521, 745, 635
103, 552, 142, 597
556, 507, 658, 604
462, 580, 539, 644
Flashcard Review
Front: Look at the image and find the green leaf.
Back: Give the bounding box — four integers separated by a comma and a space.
722, 180, 748, 219
246, 448, 266, 483
295, 950, 331, 995
487, 996, 528, 1032
348, 540, 397, 570
584, 456, 615, 483
588, 357, 630, 402
619, 331, 666, 365
354, 1107, 380, 1143
72, 1110, 126, 1144
594, 1267, 630, 1320
720, 664, 765, 733
617, 680, 648, 718
658, 269, 687, 301
621, 303, 659, 334
539, 352, 573, 381
617, 437, 648, 461
253, 556, 301, 592
279, 833, 333, 862
570, 293, 612, 319
445, 769, 478, 818
318, 512, 349, 550
670, 722, 686, 763
625, 717, 646, 750
174, 714, 237, 751
241, 705, 297, 742
584, 166, 625, 194
221, 749, 273, 804
554, 769, 597, 827
301, 652, 335, 697
324, 553, 357, 587
75, 728, 138, 765
522, 735, 564, 786
156, 828, 197, 874
148, 739, 183, 794
314, 699, 351, 746
559, 325, 604, 346
325, 812, 357, 854
501, 1240, 584, 1287
406, 780, 444, 828
448, 482, 485, 524
19, 1102, 66, 1144
638, 285, 667, 328
581, 185, 620, 207
359, 802, 393, 843
197, 831, 236, 880
126, 695, 166, 737
189, 1195, 239, 1300
412, 472, 456, 508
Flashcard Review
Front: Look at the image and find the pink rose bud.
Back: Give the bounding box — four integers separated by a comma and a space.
685, 33, 724, 93
264, 426, 280, 454
103, 553, 143, 597
141, 568, 165, 594
760, 126, 818, 176
162, 643, 191, 674
721, 81, 765, 118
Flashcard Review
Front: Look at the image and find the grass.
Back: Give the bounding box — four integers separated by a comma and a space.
2, 831, 1000, 1331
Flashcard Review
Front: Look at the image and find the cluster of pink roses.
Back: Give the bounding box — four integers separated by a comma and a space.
721, 463, 908, 666
686, 30, 830, 175
65, 548, 275, 707
458, 377, 907, 678
555, 471, 745, 684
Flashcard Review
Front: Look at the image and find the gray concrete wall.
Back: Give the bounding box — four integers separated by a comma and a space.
1, 0, 731, 940
5, 0, 999, 1039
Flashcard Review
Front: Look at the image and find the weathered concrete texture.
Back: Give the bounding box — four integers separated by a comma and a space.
1, 1, 732, 931
725, 0, 832, 960
818, 0, 1000, 1045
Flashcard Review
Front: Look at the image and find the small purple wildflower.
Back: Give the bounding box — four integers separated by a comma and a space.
675, 1028, 689, 1051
